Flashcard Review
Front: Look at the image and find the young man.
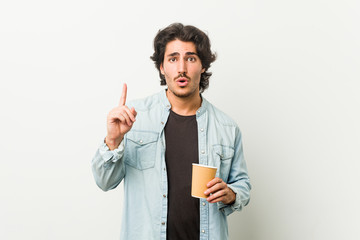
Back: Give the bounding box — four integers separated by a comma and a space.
92, 23, 251, 240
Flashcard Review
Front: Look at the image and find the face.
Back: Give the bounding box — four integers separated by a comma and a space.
160, 39, 205, 99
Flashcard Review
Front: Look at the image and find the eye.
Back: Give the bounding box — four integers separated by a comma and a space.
169, 57, 176, 62
187, 57, 196, 62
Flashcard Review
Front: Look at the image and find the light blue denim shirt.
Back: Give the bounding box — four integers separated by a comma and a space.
92, 90, 251, 240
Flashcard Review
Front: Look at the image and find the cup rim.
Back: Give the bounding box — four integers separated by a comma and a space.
192, 163, 217, 169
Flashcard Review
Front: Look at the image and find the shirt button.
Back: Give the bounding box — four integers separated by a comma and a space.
161, 121, 164, 125
163, 194, 167, 198
202, 202, 206, 206
139, 140, 143, 144
162, 222, 166, 225
201, 230, 205, 233
200, 128, 204, 132
201, 150, 205, 154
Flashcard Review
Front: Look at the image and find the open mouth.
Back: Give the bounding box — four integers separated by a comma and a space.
176, 78, 189, 87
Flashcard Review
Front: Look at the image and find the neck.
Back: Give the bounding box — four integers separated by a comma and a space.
166, 90, 202, 116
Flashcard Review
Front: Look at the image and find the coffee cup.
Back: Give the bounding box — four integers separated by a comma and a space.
191, 163, 217, 199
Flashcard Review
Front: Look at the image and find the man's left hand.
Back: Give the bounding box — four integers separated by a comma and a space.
204, 177, 236, 205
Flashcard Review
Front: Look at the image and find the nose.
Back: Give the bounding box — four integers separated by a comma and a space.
177, 58, 187, 74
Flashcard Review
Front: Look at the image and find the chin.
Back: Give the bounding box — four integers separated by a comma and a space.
173, 90, 197, 98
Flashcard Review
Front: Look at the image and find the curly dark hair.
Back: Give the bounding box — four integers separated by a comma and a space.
150, 23, 217, 93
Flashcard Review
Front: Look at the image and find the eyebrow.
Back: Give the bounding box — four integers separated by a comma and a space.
166, 52, 198, 57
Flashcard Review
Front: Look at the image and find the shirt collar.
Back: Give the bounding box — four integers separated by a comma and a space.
159, 89, 208, 117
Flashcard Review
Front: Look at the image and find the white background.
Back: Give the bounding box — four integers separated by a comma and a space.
1, 0, 359, 239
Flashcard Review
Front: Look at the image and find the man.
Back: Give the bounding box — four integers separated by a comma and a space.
92, 23, 251, 240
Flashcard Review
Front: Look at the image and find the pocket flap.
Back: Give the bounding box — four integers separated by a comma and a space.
213, 145, 234, 160
126, 131, 159, 145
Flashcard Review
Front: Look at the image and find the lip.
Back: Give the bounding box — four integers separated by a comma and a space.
176, 77, 189, 87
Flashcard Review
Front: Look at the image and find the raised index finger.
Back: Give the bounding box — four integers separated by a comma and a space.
119, 83, 127, 106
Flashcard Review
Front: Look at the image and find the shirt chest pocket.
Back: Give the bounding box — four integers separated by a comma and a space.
124, 131, 159, 170
212, 145, 234, 183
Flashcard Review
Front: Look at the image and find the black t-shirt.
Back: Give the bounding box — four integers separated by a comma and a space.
164, 110, 200, 240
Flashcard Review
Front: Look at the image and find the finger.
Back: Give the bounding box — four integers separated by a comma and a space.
208, 196, 225, 204
112, 108, 132, 126
204, 181, 226, 195
108, 108, 125, 123
130, 107, 137, 117
119, 83, 127, 106
207, 190, 226, 203
121, 111, 133, 126
110, 113, 125, 124
123, 106, 136, 122
207, 177, 223, 188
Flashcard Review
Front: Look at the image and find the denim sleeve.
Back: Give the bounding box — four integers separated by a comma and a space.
91, 139, 126, 191
217, 127, 251, 216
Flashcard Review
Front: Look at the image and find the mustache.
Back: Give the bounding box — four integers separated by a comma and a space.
174, 73, 190, 81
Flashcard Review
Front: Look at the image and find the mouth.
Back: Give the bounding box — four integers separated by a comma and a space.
176, 77, 189, 87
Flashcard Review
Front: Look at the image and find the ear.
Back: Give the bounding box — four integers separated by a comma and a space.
201, 67, 205, 73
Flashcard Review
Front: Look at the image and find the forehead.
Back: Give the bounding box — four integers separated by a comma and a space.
164, 39, 197, 55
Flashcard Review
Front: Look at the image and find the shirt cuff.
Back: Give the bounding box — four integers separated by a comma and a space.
217, 184, 242, 216
99, 139, 125, 163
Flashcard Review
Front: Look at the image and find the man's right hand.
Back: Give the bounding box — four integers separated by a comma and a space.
105, 83, 137, 150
